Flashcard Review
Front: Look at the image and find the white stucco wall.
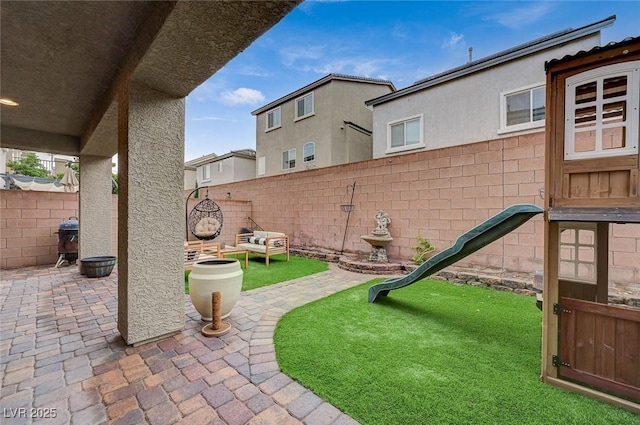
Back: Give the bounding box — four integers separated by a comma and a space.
232, 156, 256, 182
372, 35, 600, 158
184, 168, 196, 190
198, 156, 256, 186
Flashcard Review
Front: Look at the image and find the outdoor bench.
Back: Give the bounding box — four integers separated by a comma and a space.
235, 231, 289, 266
184, 240, 221, 271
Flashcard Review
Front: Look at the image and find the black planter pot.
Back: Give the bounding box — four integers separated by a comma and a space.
81, 256, 117, 278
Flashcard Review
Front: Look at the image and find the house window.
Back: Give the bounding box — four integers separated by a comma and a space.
303, 142, 315, 162
266, 107, 281, 131
387, 115, 423, 153
559, 223, 597, 283
295, 92, 314, 120
282, 149, 296, 170
564, 62, 639, 160
258, 156, 265, 175
217, 162, 222, 172
201, 164, 210, 181
499, 84, 545, 133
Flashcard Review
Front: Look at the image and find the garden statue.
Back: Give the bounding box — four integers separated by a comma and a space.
373, 210, 391, 236
361, 210, 393, 262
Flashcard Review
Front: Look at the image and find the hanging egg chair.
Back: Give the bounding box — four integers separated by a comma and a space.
186, 191, 223, 241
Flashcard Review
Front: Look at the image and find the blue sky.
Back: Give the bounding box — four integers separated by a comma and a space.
184, 0, 639, 161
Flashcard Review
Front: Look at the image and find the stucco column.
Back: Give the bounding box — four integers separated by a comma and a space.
78, 155, 113, 261
117, 82, 185, 345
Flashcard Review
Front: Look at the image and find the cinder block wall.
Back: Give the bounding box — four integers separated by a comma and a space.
1, 134, 638, 283
1, 190, 82, 268
200, 133, 639, 284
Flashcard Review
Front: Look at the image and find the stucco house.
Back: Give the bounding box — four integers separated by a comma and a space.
251, 74, 395, 177
186, 149, 256, 188
366, 16, 615, 158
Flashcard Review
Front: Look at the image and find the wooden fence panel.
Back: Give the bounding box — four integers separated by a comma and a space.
560, 297, 640, 401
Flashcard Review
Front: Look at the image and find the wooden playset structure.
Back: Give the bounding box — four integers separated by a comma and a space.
542, 37, 639, 411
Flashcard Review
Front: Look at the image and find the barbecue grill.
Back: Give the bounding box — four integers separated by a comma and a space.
55, 217, 78, 267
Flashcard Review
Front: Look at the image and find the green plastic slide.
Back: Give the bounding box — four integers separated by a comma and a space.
368, 204, 543, 303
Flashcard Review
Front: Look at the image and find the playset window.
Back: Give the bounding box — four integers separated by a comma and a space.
558, 223, 597, 283
564, 62, 639, 160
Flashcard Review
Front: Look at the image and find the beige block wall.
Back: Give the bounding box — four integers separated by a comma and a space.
1, 190, 82, 268
2, 134, 639, 283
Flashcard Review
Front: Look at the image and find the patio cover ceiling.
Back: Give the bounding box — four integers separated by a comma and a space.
0, 1, 299, 158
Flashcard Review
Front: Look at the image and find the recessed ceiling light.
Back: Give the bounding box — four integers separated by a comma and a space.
0, 98, 19, 106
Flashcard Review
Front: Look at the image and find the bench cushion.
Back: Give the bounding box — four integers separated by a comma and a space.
238, 242, 268, 253
254, 231, 285, 239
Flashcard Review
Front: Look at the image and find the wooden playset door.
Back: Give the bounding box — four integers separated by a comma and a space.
558, 297, 640, 401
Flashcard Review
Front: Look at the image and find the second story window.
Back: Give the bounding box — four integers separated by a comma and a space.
201, 164, 210, 181
295, 92, 314, 120
217, 162, 223, 172
387, 115, 423, 153
266, 107, 281, 131
499, 84, 545, 133
303, 142, 315, 162
282, 149, 296, 170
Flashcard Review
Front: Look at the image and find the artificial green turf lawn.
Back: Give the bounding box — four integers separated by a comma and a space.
274, 279, 639, 425
185, 254, 327, 294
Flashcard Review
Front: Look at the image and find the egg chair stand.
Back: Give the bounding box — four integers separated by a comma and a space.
185, 187, 223, 241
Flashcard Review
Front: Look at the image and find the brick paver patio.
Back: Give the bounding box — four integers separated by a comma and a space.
0, 263, 376, 425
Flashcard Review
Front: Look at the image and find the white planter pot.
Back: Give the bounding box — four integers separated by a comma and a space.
188, 259, 243, 320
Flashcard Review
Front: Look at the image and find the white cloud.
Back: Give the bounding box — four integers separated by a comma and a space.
311, 57, 393, 78
190, 80, 226, 102
391, 22, 409, 39
191, 116, 237, 122
237, 67, 272, 77
220, 88, 265, 106
442, 32, 464, 49
483, 3, 553, 29
353, 60, 385, 77
279, 45, 326, 66
297, 0, 346, 15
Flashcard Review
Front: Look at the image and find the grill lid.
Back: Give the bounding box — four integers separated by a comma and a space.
59, 217, 79, 231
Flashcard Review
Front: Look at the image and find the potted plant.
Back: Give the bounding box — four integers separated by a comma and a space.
411, 234, 436, 265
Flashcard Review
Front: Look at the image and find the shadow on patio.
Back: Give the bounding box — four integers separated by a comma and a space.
0, 264, 371, 425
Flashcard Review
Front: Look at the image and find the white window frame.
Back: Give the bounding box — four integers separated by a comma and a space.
217, 162, 223, 172
303, 142, 315, 162
564, 61, 639, 161
294, 92, 314, 121
282, 148, 296, 170
386, 114, 424, 154
498, 82, 546, 134
258, 156, 265, 176
266, 107, 281, 131
200, 164, 210, 182
558, 222, 597, 284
